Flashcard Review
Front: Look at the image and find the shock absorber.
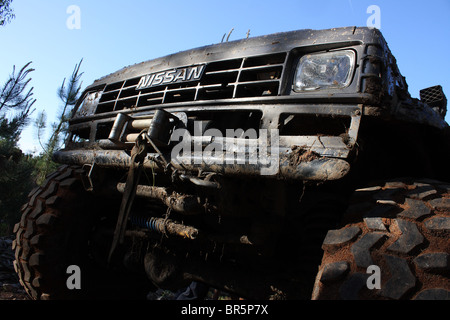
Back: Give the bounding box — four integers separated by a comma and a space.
131, 216, 165, 233
130, 215, 199, 240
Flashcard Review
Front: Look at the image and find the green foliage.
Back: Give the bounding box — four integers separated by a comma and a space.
34, 59, 83, 185
0, 62, 35, 138
0, 58, 85, 234
0, 61, 36, 235
0, 0, 15, 26
0, 142, 35, 235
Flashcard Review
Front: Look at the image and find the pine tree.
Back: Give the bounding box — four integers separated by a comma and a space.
0, 0, 15, 26
34, 59, 83, 185
0, 62, 36, 235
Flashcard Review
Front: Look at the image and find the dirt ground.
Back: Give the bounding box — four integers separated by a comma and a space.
0, 235, 30, 300
0, 288, 29, 300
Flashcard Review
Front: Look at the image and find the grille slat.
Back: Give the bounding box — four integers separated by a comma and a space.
95, 52, 287, 114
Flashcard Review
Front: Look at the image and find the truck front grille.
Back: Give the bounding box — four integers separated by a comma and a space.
95, 52, 287, 115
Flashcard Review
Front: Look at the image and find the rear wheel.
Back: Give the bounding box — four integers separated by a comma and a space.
311, 178, 450, 300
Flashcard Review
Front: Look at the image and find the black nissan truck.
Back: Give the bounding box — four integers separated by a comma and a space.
13, 26, 450, 300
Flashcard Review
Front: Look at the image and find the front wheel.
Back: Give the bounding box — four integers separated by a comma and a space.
311, 178, 450, 300
13, 165, 149, 299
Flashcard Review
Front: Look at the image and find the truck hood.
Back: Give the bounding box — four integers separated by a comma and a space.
86, 26, 384, 90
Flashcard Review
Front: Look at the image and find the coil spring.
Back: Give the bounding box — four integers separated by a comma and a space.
130, 216, 166, 234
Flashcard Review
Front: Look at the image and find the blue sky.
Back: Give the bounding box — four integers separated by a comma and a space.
1, 0, 449, 153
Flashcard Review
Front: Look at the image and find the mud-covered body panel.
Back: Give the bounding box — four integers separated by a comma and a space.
88, 27, 382, 89
56, 27, 448, 181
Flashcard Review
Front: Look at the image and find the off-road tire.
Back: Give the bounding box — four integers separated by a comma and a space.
311, 178, 450, 300
12, 165, 100, 299
12, 165, 149, 300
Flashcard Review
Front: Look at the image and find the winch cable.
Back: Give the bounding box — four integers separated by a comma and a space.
108, 131, 149, 264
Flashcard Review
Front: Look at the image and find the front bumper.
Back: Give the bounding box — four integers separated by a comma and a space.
60, 103, 361, 181
53, 148, 351, 181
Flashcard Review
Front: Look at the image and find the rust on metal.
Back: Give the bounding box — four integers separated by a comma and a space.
116, 183, 202, 214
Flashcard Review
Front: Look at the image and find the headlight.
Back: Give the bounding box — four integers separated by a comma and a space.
74, 91, 102, 118
293, 50, 355, 91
